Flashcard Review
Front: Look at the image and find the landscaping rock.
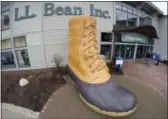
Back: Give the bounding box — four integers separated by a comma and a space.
19, 78, 29, 87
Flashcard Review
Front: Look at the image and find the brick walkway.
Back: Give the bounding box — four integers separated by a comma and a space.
38, 75, 167, 119
123, 59, 167, 98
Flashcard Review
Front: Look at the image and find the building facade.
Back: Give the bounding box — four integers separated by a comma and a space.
1, 2, 166, 71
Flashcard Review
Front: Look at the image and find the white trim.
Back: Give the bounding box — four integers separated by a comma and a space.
115, 42, 136, 45
100, 42, 113, 45
10, 2, 19, 69
41, 2, 47, 68
1, 35, 11, 40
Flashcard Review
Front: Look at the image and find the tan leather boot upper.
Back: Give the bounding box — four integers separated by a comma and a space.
68, 15, 111, 84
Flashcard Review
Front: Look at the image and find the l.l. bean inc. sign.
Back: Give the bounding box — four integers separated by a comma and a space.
15, 3, 111, 21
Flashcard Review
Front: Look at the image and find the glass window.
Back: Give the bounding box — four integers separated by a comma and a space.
116, 9, 127, 26
16, 49, 30, 67
142, 46, 149, 57
151, 39, 154, 45
114, 45, 125, 58
125, 45, 135, 59
140, 12, 152, 25
4, 15, 9, 25
114, 33, 122, 42
136, 46, 143, 59
101, 33, 112, 42
1, 39, 12, 50
149, 46, 153, 53
116, 4, 122, 10
139, 11, 143, 17
14, 36, 27, 48
100, 45, 112, 60
128, 8, 133, 14
128, 13, 137, 27
1, 52, 15, 68
133, 10, 137, 16
122, 6, 127, 12
1, 11, 10, 30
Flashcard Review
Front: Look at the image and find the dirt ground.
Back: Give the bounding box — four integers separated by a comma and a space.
1, 67, 67, 112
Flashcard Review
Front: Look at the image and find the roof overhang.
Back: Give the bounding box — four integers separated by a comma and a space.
122, 1, 164, 17
113, 25, 159, 39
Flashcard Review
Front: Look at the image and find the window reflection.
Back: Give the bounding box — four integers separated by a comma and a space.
116, 9, 127, 26
100, 45, 112, 60
1, 52, 15, 68
140, 12, 152, 25
116, 4, 152, 27
1, 39, 12, 50
16, 50, 30, 67
116, 4, 137, 27
128, 13, 137, 27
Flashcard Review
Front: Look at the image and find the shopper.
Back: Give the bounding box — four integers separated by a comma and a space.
146, 52, 151, 67
155, 53, 160, 66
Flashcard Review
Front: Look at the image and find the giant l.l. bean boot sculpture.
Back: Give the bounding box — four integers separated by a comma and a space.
68, 15, 137, 117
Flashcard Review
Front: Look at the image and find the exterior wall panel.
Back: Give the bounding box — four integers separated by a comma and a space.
85, 2, 114, 31
154, 16, 167, 60
12, 2, 42, 35
1, 30, 11, 39
44, 43, 68, 67
26, 32, 43, 47
27, 46, 46, 69
43, 2, 85, 31
43, 30, 68, 45
26, 32, 46, 69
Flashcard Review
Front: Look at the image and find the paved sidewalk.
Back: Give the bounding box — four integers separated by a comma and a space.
2, 108, 32, 119
39, 75, 167, 119
2, 103, 39, 119
123, 59, 167, 98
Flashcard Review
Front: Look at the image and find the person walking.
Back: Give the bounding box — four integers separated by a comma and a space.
146, 52, 151, 67
155, 53, 160, 66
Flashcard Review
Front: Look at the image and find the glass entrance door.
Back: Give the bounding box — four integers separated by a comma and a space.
136, 45, 143, 59
125, 45, 135, 59
114, 45, 125, 58
142, 46, 149, 58
114, 44, 135, 59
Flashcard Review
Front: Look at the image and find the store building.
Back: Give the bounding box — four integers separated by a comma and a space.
1, 2, 166, 71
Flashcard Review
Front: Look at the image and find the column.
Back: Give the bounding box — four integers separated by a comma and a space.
133, 43, 138, 59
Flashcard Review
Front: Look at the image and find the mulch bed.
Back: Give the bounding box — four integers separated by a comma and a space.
1, 66, 68, 112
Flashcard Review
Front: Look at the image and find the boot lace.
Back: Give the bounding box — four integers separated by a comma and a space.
82, 20, 106, 73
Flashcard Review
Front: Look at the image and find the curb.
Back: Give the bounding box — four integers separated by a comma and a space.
2, 103, 40, 118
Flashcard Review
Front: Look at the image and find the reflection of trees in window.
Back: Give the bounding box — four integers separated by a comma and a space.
16, 50, 30, 67
1, 36, 31, 69
14, 36, 30, 67
1, 52, 15, 68
140, 12, 152, 25
4, 15, 9, 25
116, 4, 137, 27
14, 36, 27, 48
128, 13, 137, 27
116, 9, 128, 26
